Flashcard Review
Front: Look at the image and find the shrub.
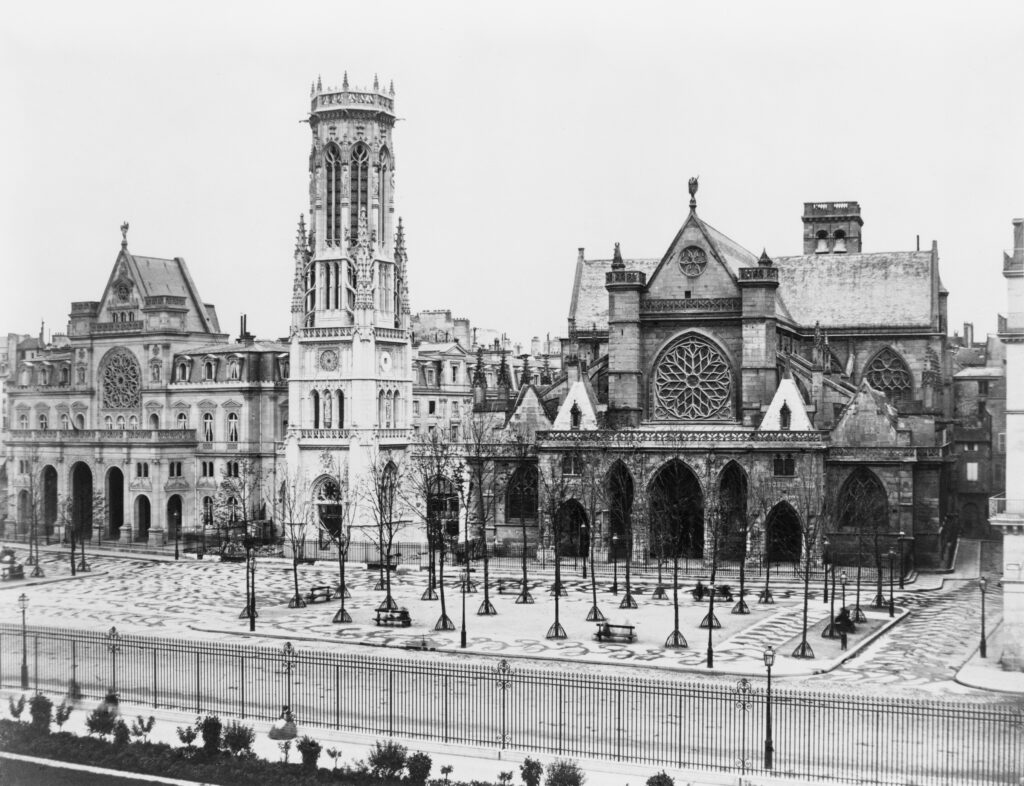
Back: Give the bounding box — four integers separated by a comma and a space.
29, 692, 53, 734
176, 723, 198, 750
440, 764, 454, 784
86, 703, 118, 739
54, 701, 72, 731
103, 691, 120, 711
8, 695, 26, 721
368, 739, 408, 779
521, 757, 543, 786
222, 720, 256, 757
279, 739, 292, 763
406, 751, 432, 785
197, 714, 222, 754
326, 746, 342, 770
130, 715, 155, 743
113, 718, 131, 746
498, 772, 514, 786
544, 760, 585, 786
646, 771, 674, 786
66, 678, 82, 702
296, 735, 322, 770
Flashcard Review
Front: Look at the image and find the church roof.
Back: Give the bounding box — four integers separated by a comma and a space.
569, 257, 659, 332
773, 251, 936, 328
174, 339, 289, 356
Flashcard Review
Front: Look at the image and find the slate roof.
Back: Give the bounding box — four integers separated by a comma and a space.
105, 250, 220, 334
569, 257, 659, 332
773, 251, 936, 328
953, 366, 1004, 379
175, 340, 289, 356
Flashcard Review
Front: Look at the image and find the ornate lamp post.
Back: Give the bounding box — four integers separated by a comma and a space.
822, 563, 838, 639
580, 522, 588, 580
269, 642, 299, 743
18, 593, 28, 690
282, 641, 297, 710
840, 570, 847, 614
107, 626, 121, 694
460, 557, 468, 649
704, 581, 719, 668
822, 537, 830, 605
333, 528, 352, 623
979, 576, 988, 658
174, 516, 180, 560
887, 548, 896, 618
611, 534, 620, 595
897, 530, 909, 589
763, 645, 775, 770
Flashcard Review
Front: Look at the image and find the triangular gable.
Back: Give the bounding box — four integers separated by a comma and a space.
759, 377, 814, 431
830, 380, 900, 446
552, 379, 599, 430
645, 210, 753, 299
504, 385, 553, 441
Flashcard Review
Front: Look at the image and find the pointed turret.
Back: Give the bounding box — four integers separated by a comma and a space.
373, 73, 379, 91
342, 71, 349, 91
389, 80, 395, 96
520, 355, 532, 387
496, 349, 512, 403
290, 214, 310, 331
472, 346, 487, 407
611, 241, 624, 271
758, 248, 773, 267
394, 217, 410, 317
317, 74, 322, 92
540, 354, 553, 386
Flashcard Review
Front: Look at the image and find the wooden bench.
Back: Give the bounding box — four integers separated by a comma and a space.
691, 584, 733, 602
595, 623, 636, 643
375, 608, 412, 627
367, 554, 401, 571
305, 585, 333, 604
0, 563, 25, 581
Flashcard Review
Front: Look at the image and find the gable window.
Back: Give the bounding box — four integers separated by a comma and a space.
779, 402, 791, 431
149, 413, 160, 429
427, 369, 435, 386
60, 367, 70, 385
203, 412, 214, 442
227, 412, 239, 442
76, 413, 86, 429
451, 364, 459, 383
773, 453, 795, 476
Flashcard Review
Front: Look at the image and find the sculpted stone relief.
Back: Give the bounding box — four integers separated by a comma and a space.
99, 349, 142, 410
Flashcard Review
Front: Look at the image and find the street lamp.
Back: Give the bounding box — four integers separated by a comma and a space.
18, 593, 28, 690
822, 537, 830, 605
897, 530, 908, 590
333, 528, 351, 624
460, 560, 468, 649
887, 548, 896, 618
840, 571, 847, 615
580, 522, 588, 580
763, 645, 775, 770
979, 576, 988, 658
174, 516, 180, 560
611, 534, 620, 595
107, 626, 121, 694
706, 581, 717, 669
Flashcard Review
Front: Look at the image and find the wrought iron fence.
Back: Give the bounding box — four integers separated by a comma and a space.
0, 624, 1020, 784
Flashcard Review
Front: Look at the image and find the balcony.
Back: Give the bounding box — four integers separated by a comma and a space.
6, 428, 198, 444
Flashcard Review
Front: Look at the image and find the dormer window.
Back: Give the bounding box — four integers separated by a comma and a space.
779, 402, 791, 431
815, 230, 829, 254
570, 402, 582, 430
227, 358, 240, 381
203, 361, 215, 381
176, 362, 189, 382
833, 229, 847, 253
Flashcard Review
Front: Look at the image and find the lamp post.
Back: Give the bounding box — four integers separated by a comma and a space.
706, 581, 716, 669
763, 645, 775, 770
822, 562, 838, 639
18, 593, 28, 690
897, 530, 908, 589
107, 626, 121, 694
333, 528, 351, 623
887, 548, 895, 618
611, 534, 620, 595
822, 537, 830, 605
979, 576, 987, 658
460, 559, 468, 649
282, 641, 296, 710
840, 570, 847, 614
580, 522, 588, 580
174, 515, 180, 560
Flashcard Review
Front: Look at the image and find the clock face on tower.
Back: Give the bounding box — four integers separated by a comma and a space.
380, 351, 392, 372
319, 349, 339, 371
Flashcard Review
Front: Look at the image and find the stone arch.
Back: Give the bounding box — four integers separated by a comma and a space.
717, 461, 748, 561
554, 499, 588, 558
649, 332, 735, 421
41, 465, 58, 535
312, 475, 344, 537
134, 495, 151, 542
765, 501, 802, 563
606, 461, 634, 559
106, 466, 124, 539
70, 461, 93, 539
166, 495, 183, 539
863, 346, 912, 403
648, 459, 704, 559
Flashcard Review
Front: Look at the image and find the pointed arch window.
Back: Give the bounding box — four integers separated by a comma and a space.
349, 143, 370, 243
779, 402, 791, 431
865, 348, 912, 403
378, 147, 391, 245
324, 143, 343, 247
311, 390, 320, 429
506, 464, 538, 522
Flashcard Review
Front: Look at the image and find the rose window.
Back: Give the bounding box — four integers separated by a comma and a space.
653, 336, 732, 420
100, 349, 141, 410
678, 246, 708, 277
865, 348, 912, 402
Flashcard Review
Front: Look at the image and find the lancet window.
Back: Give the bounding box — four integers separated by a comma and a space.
349, 143, 370, 244
324, 143, 344, 247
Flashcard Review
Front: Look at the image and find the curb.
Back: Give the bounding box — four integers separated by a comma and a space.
0, 750, 210, 785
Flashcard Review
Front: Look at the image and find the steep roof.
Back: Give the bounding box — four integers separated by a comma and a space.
569, 257, 658, 332
759, 376, 814, 431
773, 251, 936, 328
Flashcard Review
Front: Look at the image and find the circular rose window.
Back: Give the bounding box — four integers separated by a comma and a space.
653, 336, 732, 420
100, 349, 142, 410
678, 246, 708, 277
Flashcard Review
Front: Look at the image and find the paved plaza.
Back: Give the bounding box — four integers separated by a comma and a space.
0, 543, 1009, 700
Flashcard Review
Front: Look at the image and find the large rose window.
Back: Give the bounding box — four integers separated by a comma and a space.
865, 348, 912, 402
100, 349, 141, 410
652, 336, 732, 420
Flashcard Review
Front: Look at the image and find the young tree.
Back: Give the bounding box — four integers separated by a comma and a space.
214, 458, 264, 629
648, 464, 696, 649
576, 449, 606, 622
504, 426, 537, 605
362, 449, 411, 615
538, 458, 571, 640
271, 467, 313, 609
463, 415, 500, 616
313, 451, 358, 624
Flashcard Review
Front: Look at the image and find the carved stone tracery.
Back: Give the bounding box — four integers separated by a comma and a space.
678, 246, 708, 277
865, 348, 912, 400
653, 336, 732, 420
99, 349, 141, 410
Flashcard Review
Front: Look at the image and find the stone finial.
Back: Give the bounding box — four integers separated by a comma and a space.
373, 73, 379, 91
758, 248, 773, 267
496, 350, 512, 389
120, 221, 129, 247
520, 355, 532, 387
316, 75, 322, 91
295, 214, 307, 251
611, 242, 624, 271
472, 347, 487, 387
342, 71, 349, 91
310, 81, 315, 97
688, 176, 699, 210
389, 80, 395, 95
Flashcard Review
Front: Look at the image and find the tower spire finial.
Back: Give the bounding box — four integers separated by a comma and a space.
688, 176, 699, 211
373, 73, 379, 91
389, 79, 395, 95
316, 74, 322, 91
611, 241, 624, 270
120, 221, 129, 248
342, 71, 349, 90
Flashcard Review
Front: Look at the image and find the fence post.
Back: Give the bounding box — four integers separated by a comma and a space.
33, 635, 38, 691
495, 660, 511, 751
388, 670, 394, 736
153, 650, 158, 708
335, 665, 340, 729
195, 651, 200, 714
240, 656, 245, 718
443, 674, 449, 743
616, 689, 622, 761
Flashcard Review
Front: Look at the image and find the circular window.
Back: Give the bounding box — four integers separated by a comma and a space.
100, 349, 142, 410
653, 336, 732, 420
678, 246, 708, 277
319, 349, 339, 371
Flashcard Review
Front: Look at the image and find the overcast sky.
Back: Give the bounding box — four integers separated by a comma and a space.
2, 1, 1022, 347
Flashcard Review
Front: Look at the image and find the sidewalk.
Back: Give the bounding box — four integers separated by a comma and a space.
955, 623, 1024, 694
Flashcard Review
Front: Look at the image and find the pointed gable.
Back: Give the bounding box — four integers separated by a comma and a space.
505, 385, 553, 440
759, 377, 814, 431
553, 378, 600, 430
831, 380, 901, 446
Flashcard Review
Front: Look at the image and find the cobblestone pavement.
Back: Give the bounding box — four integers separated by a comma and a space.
0, 546, 1009, 698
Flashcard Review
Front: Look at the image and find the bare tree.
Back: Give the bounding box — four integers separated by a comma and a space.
270, 466, 313, 609
576, 448, 606, 622
313, 451, 358, 623
362, 449, 411, 615
538, 457, 573, 640
214, 458, 264, 628
463, 414, 500, 616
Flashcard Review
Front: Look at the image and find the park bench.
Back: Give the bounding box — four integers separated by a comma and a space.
305, 585, 333, 604
367, 553, 401, 571
691, 583, 733, 602
594, 623, 636, 643
375, 607, 412, 627
0, 563, 25, 581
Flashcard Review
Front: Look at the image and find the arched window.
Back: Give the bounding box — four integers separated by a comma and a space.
202, 496, 214, 527
311, 390, 320, 428
865, 348, 912, 403
61, 413, 70, 430
204, 361, 214, 381
228, 358, 239, 380
76, 413, 86, 429
227, 412, 239, 442
570, 402, 582, 430
38, 413, 48, 430
149, 413, 159, 429
779, 402, 791, 431
60, 366, 70, 385
203, 412, 214, 442
18, 413, 28, 429
105, 415, 114, 430
128, 415, 138, 430
652, 334, 733, 421
833, 229, 847, 253
349, 143, 370, 242
324, 143, 343, 247
176, 362, 188, 382
837, 468, 889, 533
506, 464, 538, 522
815, 230, 829, 254
378, 147, 391, 244
336, 390, 345, 429
176, 412, 188, 430
116, 415, 126, 430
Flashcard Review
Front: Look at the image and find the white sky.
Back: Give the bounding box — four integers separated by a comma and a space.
2, 1, 1022, 346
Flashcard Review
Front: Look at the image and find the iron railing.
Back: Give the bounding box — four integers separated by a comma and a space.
0, 625, 1019, 784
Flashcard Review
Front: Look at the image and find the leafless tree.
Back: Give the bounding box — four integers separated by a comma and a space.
313, 451, 358, 623
538, 457, 575, 640
214, 458, 264, 628
270, 466, 313, 609
362, 449, 411, 615
462, 414, 501, 616
575, 448, 606, 622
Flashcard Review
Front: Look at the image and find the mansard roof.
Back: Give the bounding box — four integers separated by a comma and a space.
773, 251, 938, 329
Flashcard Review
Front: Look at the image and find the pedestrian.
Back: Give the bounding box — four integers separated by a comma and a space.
840, 631, 848, 651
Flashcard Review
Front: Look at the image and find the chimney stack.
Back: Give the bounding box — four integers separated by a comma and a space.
963, 322, 974, 347
1014, 218, 1024, 261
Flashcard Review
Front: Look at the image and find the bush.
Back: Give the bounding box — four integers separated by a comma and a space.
103, 691, 120, 711
440, 765, 454, 784
406, 751, 432, 785
498, 772, 514, 786
131, 715, 155, 744
113, 719, 131, 746
368, 739, 408, 779
296, 735, 322, 770
326, 746, 342, 770
544, 760, 585, 786
86, 703, 118, 739
29, 693, 53, 734
521, 757, 543, 786
54, 701, 72, 731
222, 720, 255, 757
646, 771, 674, 786
197, 714, 222, 754
8, 694, 26, 721
176, 723, 198, 750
